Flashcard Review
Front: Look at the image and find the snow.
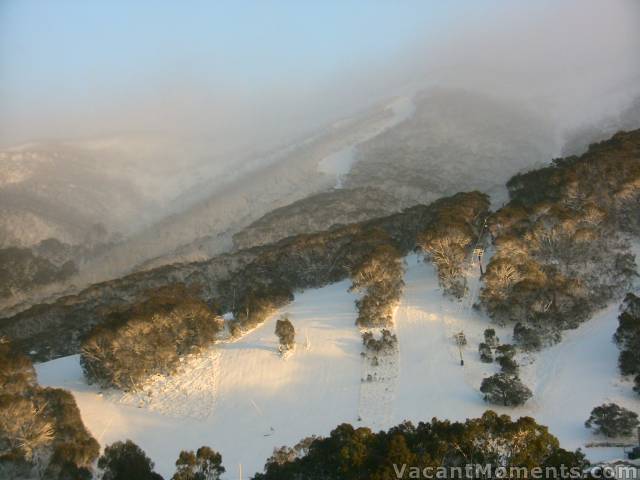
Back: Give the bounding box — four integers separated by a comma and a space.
37, 280, 363, 478
36, 255, 639, 478
391, 255, 639, 464
317, 96, 415, 187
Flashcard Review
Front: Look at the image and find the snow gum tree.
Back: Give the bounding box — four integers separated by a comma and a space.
585, 403, 639, 438
481, 131, 640, 338
614, 294, 640, 395
81, 284, 223, 390
275, 316, 295, 353
349, 244, 405, 327
480, 373, 532, 407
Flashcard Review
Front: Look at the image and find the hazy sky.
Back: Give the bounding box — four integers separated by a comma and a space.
1, 0, 639, 147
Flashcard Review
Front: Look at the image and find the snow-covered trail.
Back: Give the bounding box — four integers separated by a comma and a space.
317, 96, 415, 187
392, 256, 501, 426
37, 281, 362, 479
392, 255, 638, 462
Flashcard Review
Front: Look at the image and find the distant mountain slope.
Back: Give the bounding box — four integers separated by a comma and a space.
231, 187, 405, 250
345, 89, 557, 205
0, 146, 140, 248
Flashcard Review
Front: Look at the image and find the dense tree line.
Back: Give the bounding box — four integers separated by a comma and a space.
481, 130, 640, 342
228, 286, 293, 337
0, 338, 99, 479
95, 440, 224, 480
349, 243, 405, 327
0, 245, 76, 299
253, 411, 586, 479
417, 193, 489, 297
614, 293, 640, 396
81, 285, 223, 390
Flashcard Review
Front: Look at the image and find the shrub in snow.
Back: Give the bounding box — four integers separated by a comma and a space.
585, 403, 639, 438
495, 344, 519, 374
480, 373, 532, 407
513, 322, 543, 351
484, 328, 499, 348
81, 284, 222, 391
362, 329, 397, 353
98, 440, 162, 480
172, 446, 225, 480
275, 316, 295, 353
478, 342, 493, 363
634, 375, 640, 396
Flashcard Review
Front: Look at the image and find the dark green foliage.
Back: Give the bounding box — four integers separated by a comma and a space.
229, 286, 293, 337
478, 342, 493, 363
495, 344, 518, 374
614, 294, 640, 386
98, 440, 163, 480
484, 328, 499, 347
275, 316, 295, 352
81, 284, 222, 390
585, 403, 639, 438
253, 411, 585, 479
513, 323, 543, 351
172, 446, 225, 480
480, 373, 532, 406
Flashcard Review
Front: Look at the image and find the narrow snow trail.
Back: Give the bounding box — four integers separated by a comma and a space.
317, 96, 415, 187
393, 256, 498, 426
357, 324, 400, 431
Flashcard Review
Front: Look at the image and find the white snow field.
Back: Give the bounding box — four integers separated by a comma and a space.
36, 255, 638, 478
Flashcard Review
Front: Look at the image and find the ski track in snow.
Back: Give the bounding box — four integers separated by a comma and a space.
36, 254, 640, 478
357, 322, 400, 431
317, 96, 415, 188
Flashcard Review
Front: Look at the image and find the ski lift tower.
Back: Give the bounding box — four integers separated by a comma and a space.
473, 247, 485, 275
454, 331, 467, 366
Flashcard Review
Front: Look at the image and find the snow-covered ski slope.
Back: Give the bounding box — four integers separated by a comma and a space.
36, 255, 638, 478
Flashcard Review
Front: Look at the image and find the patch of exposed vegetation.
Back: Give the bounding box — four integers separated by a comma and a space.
0, 338, 99, 479
80, 285, 223, 390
